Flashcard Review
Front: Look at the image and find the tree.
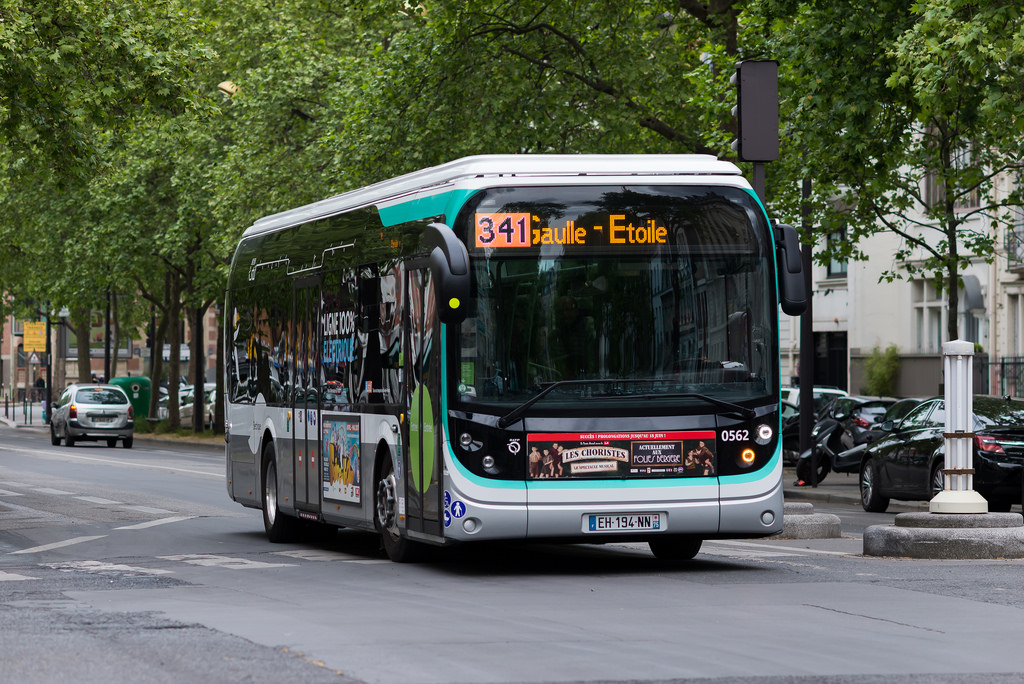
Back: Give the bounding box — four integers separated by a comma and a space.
767, 0, 1024, 342
0, 0, 210, 172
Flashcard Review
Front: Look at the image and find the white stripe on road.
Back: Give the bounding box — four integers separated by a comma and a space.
76, 496, 121, 505
116, 516, 194, 530
45, 560, 173, 576
0, 445, 221, 478
0, 488, 25, 497
0, 571, 37, 581
10, 535, 107, 555
160, 554, 296, 569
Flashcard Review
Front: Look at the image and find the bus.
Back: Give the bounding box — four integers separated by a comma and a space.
224, 154, 806, 562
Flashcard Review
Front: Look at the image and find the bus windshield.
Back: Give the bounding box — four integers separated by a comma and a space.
452, 184, 777, 413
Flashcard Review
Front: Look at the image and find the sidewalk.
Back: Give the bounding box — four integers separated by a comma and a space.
783, 468, 862, 506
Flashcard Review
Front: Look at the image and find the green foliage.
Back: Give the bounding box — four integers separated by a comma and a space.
4, 0, 1024, 379
766, 0, 1024, 341
863, 345, 901, 397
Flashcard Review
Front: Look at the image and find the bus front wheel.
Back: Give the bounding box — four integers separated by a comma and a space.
262, 441, 298, 543
375, 449, 424, 563
648, 535, 702, 561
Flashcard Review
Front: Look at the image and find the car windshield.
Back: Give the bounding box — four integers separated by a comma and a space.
452, 184, 776, 413
77, 388, 127, 405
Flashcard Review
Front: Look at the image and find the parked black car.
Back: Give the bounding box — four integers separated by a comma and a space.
854, 397, 925, 446
859, 395, 1024, 513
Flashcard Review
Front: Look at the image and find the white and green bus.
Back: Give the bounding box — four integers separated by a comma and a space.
224, 154, 806, 561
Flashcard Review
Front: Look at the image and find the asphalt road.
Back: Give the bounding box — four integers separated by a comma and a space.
2, 425, 1024, 684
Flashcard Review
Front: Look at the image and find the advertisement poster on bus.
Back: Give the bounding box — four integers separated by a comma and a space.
323, 414, 361, 503
526, 431, 716, 479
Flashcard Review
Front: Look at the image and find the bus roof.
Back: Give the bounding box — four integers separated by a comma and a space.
243, 154, 744, 238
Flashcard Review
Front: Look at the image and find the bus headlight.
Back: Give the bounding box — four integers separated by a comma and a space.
755, 424, 773, 445
739, 448, 757, 466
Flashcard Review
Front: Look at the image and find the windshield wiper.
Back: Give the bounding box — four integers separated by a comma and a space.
497, 380, 606, 428
496, 381, 755, 428
631, 393, 755, 420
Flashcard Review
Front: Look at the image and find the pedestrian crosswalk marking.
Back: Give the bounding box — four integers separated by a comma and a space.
76, 496, 121, 505
160, 554, 296, 569
0, 570, 37, 581
44, 560, 173, 576
10, 535, 107, 555
116, 516, 194, 530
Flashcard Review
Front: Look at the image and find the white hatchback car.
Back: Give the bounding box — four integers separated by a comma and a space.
50, 383, 134, 448
780, 386, 849, 416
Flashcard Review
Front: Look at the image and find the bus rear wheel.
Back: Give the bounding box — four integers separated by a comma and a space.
262, 441, 298, 543
648, 535, 702, 561
375, 449, 424, 563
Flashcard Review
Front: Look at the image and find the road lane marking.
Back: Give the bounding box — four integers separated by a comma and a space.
76, 496, 122, 505
116, 516, 194, 530
0, 488, 25, 497
0, 445, 222, 478
10, 535, 107, 555
44, 560, 173, 576
160, 554, 296, 569
0, 571, 37, 581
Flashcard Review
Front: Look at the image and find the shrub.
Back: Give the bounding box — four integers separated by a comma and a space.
863, 344, 901, 397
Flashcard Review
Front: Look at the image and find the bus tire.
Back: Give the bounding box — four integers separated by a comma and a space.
375, 448, 425, 563
648, 536, 702, 561
262, 441, 298, 543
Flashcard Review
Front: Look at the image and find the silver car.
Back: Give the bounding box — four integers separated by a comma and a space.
50, 384, 134, 448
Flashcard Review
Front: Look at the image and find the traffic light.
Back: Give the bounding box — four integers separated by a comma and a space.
731, 60, 779, 162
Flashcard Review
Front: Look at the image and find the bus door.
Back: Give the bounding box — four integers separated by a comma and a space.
403, 265, 444, 540
291, 277, 321, 514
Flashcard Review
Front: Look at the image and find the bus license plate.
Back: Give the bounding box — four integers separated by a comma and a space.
586, 513, 662, 533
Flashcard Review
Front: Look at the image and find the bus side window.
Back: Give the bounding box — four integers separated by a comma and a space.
379, 265, 403, 404
229, 288, 255, 405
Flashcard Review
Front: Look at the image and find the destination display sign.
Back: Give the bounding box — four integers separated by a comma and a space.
527, 430, 717, 480
475, 212, 669, 249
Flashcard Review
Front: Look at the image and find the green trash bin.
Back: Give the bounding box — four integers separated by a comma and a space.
110, 376, 150, 422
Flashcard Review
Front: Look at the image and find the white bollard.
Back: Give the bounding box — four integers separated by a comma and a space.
930, 340, 988, 513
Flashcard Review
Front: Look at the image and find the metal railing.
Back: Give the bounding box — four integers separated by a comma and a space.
978, 356, 1024, 398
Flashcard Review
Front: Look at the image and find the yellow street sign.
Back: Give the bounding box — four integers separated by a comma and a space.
22, 321, 46, 354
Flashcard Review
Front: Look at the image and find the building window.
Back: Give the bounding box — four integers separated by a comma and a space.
826, 229, 847, 278
912, 279, 945, 353
924, 139, 980, 211
1009, 293, 1024, 356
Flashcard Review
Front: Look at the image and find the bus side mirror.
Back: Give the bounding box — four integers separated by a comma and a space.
425, 222, 471, 325
774, 222, 807, 316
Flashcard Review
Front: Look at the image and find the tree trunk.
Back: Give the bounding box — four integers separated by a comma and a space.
167, 272, 182, 430
148, 311, 169, 421
214, 301, 224, 435
192, 303, 206, 433
72, 307, 93, 383
110, 292, 120, 380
